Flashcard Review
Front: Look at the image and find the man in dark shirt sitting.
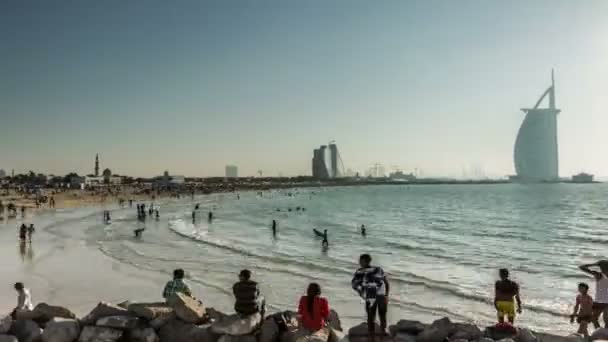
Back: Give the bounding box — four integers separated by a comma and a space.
233, 269, 264, 317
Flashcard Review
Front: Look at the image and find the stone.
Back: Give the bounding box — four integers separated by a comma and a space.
328, 310, 342, 332
497, 339, 515, 342
218, 335, 257, 342
416, 317, 452, 342
485, 325, 517, 341
516, 328, 537, 342
450, 340, 468, 342
80, 302, 132, 325
476, 338, 495, 342
206, 308, 227, 323
129, 328, 159, 342
210, 313, 261, 336
167, 293, 206, 324
450, 323, 482, 341
33, 304, 76, 321
536, 333, 584, 342
95, 316, 139, 330
158, 318, 212, 342
281, 328, 329, 342
0, 317, 12, 334
9, 319, 42, 342
328, 328, 345, 342
259, 317, 280, 342
389, 320, 426, 336
127, 303, 173, 321
41, 318, 80, 342
393, 333, 416, 342
348, 323, 384, 337
0, 335, 18, 342
78, 326, 122, 342
149, 312, 176, 330
13, 310, 40, 321
593, 329, 608, 341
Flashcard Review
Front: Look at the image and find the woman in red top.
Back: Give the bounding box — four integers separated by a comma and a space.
298, 283, 330, 331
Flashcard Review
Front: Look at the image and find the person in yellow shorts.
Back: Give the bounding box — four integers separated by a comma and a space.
494, 268, 522, 324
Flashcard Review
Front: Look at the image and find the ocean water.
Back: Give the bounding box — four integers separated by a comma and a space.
5, 184, 608, 334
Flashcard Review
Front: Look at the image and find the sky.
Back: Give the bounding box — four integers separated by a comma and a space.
1, 0, 607, 178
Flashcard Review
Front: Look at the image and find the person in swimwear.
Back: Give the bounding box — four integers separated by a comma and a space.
571, 282, 593, 337
494, 268, 522, 324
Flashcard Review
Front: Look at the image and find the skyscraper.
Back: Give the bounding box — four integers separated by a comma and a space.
312, 147, 329, 179
513, 71, 560, 182
329, 143, 339, 178
225, 165, 238, 178
95, 154, 100, 177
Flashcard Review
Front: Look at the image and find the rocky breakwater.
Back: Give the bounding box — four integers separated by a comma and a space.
0, 299, 604, 342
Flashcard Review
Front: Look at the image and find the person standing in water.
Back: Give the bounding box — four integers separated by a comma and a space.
27, 224, 35, 242
571, 282, 593, 337
19, 224, 27, 242
579, 260, 608, 328
155, 209, 160, 220
494, 268, 522, 325
208, 211, 213, 222
361, 225, 367, 236
272, 220, 277, 237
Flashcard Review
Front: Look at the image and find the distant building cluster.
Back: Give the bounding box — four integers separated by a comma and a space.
225, 165, 238, 178
0, 169, 6, 178
312, 143, 341, 179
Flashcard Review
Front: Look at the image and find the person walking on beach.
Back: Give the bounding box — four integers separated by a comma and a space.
11, 282, 33, 319
162, 269, 193, 302
579, 261, 608, 328
233, 269, 264, 317
571, 282, 593, 337
298, 283, 330, 333
494, 268, 522, 325
352, 254, 390, 341
27, 224, 35, 242
19, 224, 27, 242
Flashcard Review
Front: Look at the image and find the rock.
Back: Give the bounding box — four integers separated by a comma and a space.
476, 338, 495, 342
33, 304, 76, 321
281, 328, 329, 342
593, 329, 608, 341
328, 310, 342, 332
80, 303, 132, 325
485, 325, 517, 341
0, 317, 12, 334
78, 326, 122, 342
450, 323, 482, 341
393, 334, 416, 342
127, 303, 173, 321
450, 340, 468, 342
0, 335, 18, 342
210, 313, 261, 336
13, 310, 40, 321
116, 301, 131, 309
149, 312, 176, 330
497, 339, 516, 342
259, 318, 280, 342
95, 316, 139, 330
167, 293, 205, 324
218, 336, 257, 342
536, 333, 583, 342
348, 323, 384, 337
129, 328, 159, 342
516, 328, 537, 342
9, 319, 42, 342
158, 318, 212, 342
205, 308, 227, 323
328, 328, 345, 342
389, 320, 426, 336
416, 317, 452, 342
41, 318, 80, 342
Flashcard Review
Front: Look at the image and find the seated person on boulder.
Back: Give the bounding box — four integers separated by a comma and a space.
298, 283, 330, 332
233, 269, 265, 317
163, 269, 192, 302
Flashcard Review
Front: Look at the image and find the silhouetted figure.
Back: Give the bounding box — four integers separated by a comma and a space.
134, 228, 145, 238
27, 224, 35, 242
272, 220, 277, 237
195, 204, 200, 210
155, 209, 160, 220
322, 230, 328, 248
361, 225, 367, 237
129, 199, 133, 208
19, 224, 27, 242
192, 211, 196, 223
208, 211, 213, 222
21, 206, 25, 218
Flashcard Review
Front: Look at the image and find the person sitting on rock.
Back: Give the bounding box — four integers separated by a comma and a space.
162, 269, 192, 302
298, 283, 330, 332
11, 282, 33, 319
233, 269, 264, 317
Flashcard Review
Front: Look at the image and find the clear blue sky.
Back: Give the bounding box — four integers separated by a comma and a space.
1, 0, 607, 177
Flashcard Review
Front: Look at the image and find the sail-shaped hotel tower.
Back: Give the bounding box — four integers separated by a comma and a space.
513, 71, 560, 182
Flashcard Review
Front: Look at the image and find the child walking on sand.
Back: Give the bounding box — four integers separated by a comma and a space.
571, 282, 594, 337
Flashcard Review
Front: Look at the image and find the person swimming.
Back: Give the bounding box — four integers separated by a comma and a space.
195, 203, 200, 210
361, 224, 366, 236
134, 227, 145, 238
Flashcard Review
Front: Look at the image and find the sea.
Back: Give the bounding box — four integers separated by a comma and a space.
2, 183, 608, 335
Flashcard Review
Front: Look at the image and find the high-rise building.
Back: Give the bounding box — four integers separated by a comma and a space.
513, 70, 560, 182
225, 165, 238, 178
95, 154, 100, 177
312, 147, 329, 179
0, 169, 6, 178
329, 143, 339, 178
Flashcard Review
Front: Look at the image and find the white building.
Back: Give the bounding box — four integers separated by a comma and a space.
225, 165, 238, 178
0, 169, 6, 178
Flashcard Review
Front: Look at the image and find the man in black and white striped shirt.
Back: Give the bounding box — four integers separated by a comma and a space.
352, 254, 390, 341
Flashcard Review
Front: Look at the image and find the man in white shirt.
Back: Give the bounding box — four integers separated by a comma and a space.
579, 260, 608, 329
11, 282, 33, 319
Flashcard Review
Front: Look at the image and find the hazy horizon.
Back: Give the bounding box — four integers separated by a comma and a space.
1, 0, 607, 178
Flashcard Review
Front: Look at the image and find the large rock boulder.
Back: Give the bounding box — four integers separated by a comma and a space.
281, 328, 329, 342
80, 303, 132, 325
33, 304, 76, 321
129, 327, 159, 342
450, 323, 482, 341
157, 318, 212, 342
485, 325, 517, 341
9, 319, 42, 342
167, 294, 205, 324
536, 333, 584, 342
593, 329, 608, 341
95, 316, 139, 330
206, 308, 227, 323
41, 318, 80, 342
328, 328, 345, 342
328, 310, 342, 332
416, 317, 453, 342
516, 328, 537, 342
0, 335, 18, 342
388, 320, 426, 336
218, 336, 257, 342
393, 334, 415, 342
259, 317, 280, 342
78, 326, 122, 342
497, 339, 516, 342
127, 303, 173, 321
0, 317, 12, 334
149, 312, 176, 330
348, 323, 384, 337
210, 313, 261, 336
